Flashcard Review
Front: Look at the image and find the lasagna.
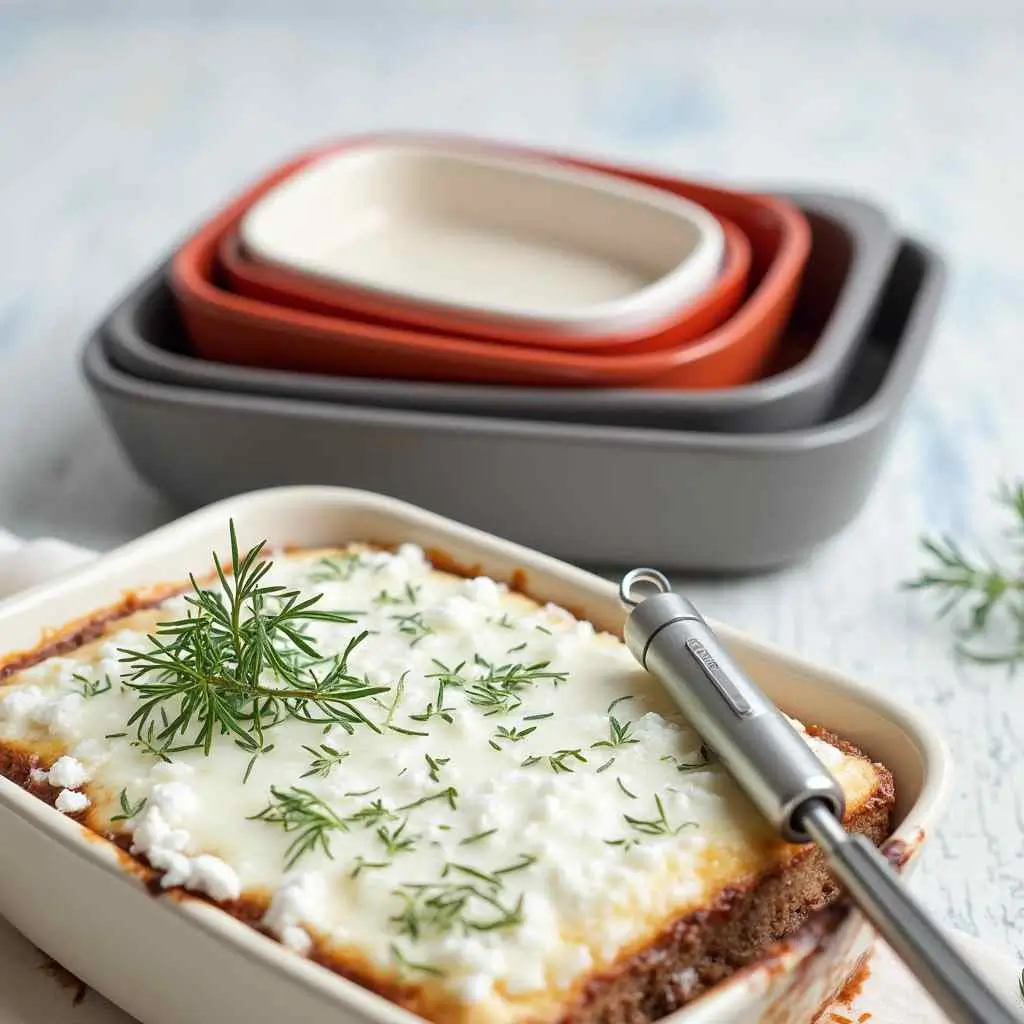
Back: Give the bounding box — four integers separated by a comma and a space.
0, 534, 893, 1024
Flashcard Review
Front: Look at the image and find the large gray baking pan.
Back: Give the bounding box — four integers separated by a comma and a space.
83, 240, 944, 573
101, 192, 897, 433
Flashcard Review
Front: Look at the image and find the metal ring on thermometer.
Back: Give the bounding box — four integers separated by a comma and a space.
618, 567, 672, 608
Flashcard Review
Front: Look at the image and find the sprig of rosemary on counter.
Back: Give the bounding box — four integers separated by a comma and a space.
118, 524, 388, 757
905, 481, 1024, 666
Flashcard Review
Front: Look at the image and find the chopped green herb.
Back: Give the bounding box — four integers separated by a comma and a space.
110, 788, 147, 823
522, 748, 587, 773
390, 611, 433, 647
250, 786, 349, 868
351, 856, 391, 879
301, 743, 349, 779
424, 754, 450, 783
460, 828, 498, 846
491, 724, 536, 746
72, 672, 112, 700
390, 942, 444, 977
592, 715, 639, 749
616, 777, 638, 799
377, 818, 418, 856
399, 786, 459, 812
623, 794, 697, 837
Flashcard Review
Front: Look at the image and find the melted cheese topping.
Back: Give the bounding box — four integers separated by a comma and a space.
0, 545, 880, 1023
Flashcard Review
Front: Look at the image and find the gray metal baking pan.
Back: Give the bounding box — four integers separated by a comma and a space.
83, 240, 944, 573
101, 192, 898, 433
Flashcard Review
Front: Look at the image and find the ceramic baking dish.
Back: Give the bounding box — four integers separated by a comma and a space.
0, 485, 949, 1024
86, 240, 943, 572
223, 215, 750, 354
170, 140, 808, 388
237, 142, 727, 345
106, 191, 894, 433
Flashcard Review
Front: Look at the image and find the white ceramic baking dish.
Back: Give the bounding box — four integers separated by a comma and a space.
0, 487, 949, 1024
237, 144, 725, 343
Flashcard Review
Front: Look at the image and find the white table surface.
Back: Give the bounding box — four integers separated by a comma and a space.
0, 3, 1022, 970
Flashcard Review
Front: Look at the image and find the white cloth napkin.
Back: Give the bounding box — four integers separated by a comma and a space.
0, 530, 97, 601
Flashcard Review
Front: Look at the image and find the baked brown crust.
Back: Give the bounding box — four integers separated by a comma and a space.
556, 728, 893, 1024
0, 579, 895, 1024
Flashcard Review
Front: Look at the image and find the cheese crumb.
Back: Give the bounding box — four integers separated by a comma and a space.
187, 855, 241, 902
47, 756, 88, 789
263, 873, 326, 955
55, 789, 90, 814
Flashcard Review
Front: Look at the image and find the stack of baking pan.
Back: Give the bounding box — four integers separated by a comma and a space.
83, 134, 945, 571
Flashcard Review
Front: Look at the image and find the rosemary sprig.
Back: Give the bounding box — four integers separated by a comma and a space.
72, 672, 112, 700
390, 881, 525, 939
351, 856, 391, 878
301, 743, 349, 779
410, 681, 456, 725
118, 524, 388, 757
399, 786, 459, 812
250, 786, 349, 868
309, 552, 366, 583
522, 748, 587, 773
377, 818, 418, 856
591, 715, 639, 749
424, 754, 449, 783
465, 657, 567, 717
489, 723, 536, 750
390, 611, 433, 647
623, 794, 697, 837
905, 481, 1024, 665
110, 788, 147, 822
347, 798, 398, 829
375, 583, 421, 607
426, 660, 467, 687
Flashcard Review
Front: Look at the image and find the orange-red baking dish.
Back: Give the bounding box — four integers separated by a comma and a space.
219, 215, 750, 355
220, 217, 750, 354
170, 137, 811, 389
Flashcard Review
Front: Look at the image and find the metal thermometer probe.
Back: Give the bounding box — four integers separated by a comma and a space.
619, 568, 1023, 1024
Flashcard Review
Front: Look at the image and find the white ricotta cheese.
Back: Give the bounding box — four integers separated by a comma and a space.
54, 788, 90, 814
46, 755, 88, 789
0, 542, 874, 1006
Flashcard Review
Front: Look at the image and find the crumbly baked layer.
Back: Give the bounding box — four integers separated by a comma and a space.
0, 539, 894, 1024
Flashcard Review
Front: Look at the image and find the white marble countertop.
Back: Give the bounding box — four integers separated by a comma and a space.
0, 4, 1022, 971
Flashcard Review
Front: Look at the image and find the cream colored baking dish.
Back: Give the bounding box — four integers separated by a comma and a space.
0, 487, 949, 1024
237, 144, 725, 343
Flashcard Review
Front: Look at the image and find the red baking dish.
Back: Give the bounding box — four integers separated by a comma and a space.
220, 216, 750, 354
170, 137, 811, 389
219, 215, 750, 355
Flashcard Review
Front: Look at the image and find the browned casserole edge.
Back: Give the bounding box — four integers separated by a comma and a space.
0, 555, 895, 1024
